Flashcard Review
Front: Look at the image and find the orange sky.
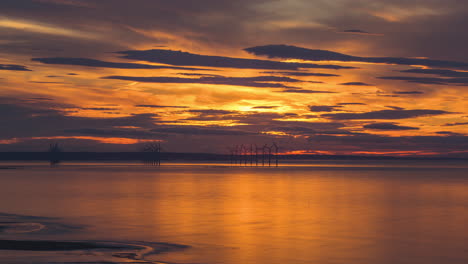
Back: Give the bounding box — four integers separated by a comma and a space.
1, 0, 467, 157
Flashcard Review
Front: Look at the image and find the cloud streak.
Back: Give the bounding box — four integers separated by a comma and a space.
135, 105, 189, 109
117, 49, 354, 70
280, 89, 337, 94
322, 109, 451, 120
400, 68, 468, 77
378, 76, 468, 85
32, 57, 205, 70
0, 64, 31, 71
363, 122, 419, 130
261, 71, 340, 77
339, 82, 374, 86
339, 29, 383, 36
103, 75, 301, 88
309, 105, 340, 112
245, 45, 468, 70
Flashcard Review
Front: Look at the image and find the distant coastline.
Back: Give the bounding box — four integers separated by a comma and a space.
0, 152, 466, 162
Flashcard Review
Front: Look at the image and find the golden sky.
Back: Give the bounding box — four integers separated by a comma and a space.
1, 0, 467, 156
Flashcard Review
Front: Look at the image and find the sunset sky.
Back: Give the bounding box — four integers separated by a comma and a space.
1, 0, 467, 156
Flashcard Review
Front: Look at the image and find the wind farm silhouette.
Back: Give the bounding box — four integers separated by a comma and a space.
48, 143, 62, 167
142, 141, 162, 166
228, 143, 279, 167
41, 141, 281, 167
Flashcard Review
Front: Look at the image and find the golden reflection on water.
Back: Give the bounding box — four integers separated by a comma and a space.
1, 164, 468, 264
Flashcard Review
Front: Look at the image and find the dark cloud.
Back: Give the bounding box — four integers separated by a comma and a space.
363, 122, 419, 130
261, 71, 340, 77
0, 101, 339, 153
0, 64, 32, 71
2, 101, 465, 155
182, 109, 240, 122
188, 109, 235, 115
184, 110, 285, 123
444, 122, 468, 127
280, 89, 337, 94
181, 110, 332, 129
400, 68, 468, 78
393, 91, 424, 95
32, 0, 95, 8
117, 49, 354, 70
0, 102, 258, 151
342, 29, 370, 34
79, 107, 120, 111
175, 117, 327, 141
245, 45, 468, 70
375, 92, 400, 98
309, 103, 367, 113
32, 57, 205, 70
339, 29, 381, 36
1, 0, 467, 156
309, 105, 340, 112
337, 102, 366, 105
435, 131, 464, 136
245, 45, 356, 62
0, 102, 57, 119
135, 105, 189, 109
233, 112, 288, 124
322, 109, 451, 120
64, 128, 166, 139
151, 126, 255, 136
251, 106, 279, 109
178, 73, 223, 77
306, 133, 468, 156
2, 0, 468, 72
386, 106, 405, 110
378, 76, 468, 85
339, 82, 374, 86
29, 81, 67, 84
257, 119, 346, 133
29, 97, 54, 101
103, 75, 300, 88
269, 126, 352, 136
0, 103, 159, 139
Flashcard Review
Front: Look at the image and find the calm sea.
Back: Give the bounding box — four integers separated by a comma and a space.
1, 161, 468, 264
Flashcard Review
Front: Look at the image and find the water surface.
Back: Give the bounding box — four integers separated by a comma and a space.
1, 161, 468, 264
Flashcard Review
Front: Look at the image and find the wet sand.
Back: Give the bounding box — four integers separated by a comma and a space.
0, 239, 188, 263
0, 239, 139, 251
0, 213, 188, 264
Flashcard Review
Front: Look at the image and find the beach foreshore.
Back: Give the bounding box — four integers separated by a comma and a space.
0, 213, 189, 264
0, 239, 140, 251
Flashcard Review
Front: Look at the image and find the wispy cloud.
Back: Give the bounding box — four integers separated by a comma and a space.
0, 16, 98, 39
